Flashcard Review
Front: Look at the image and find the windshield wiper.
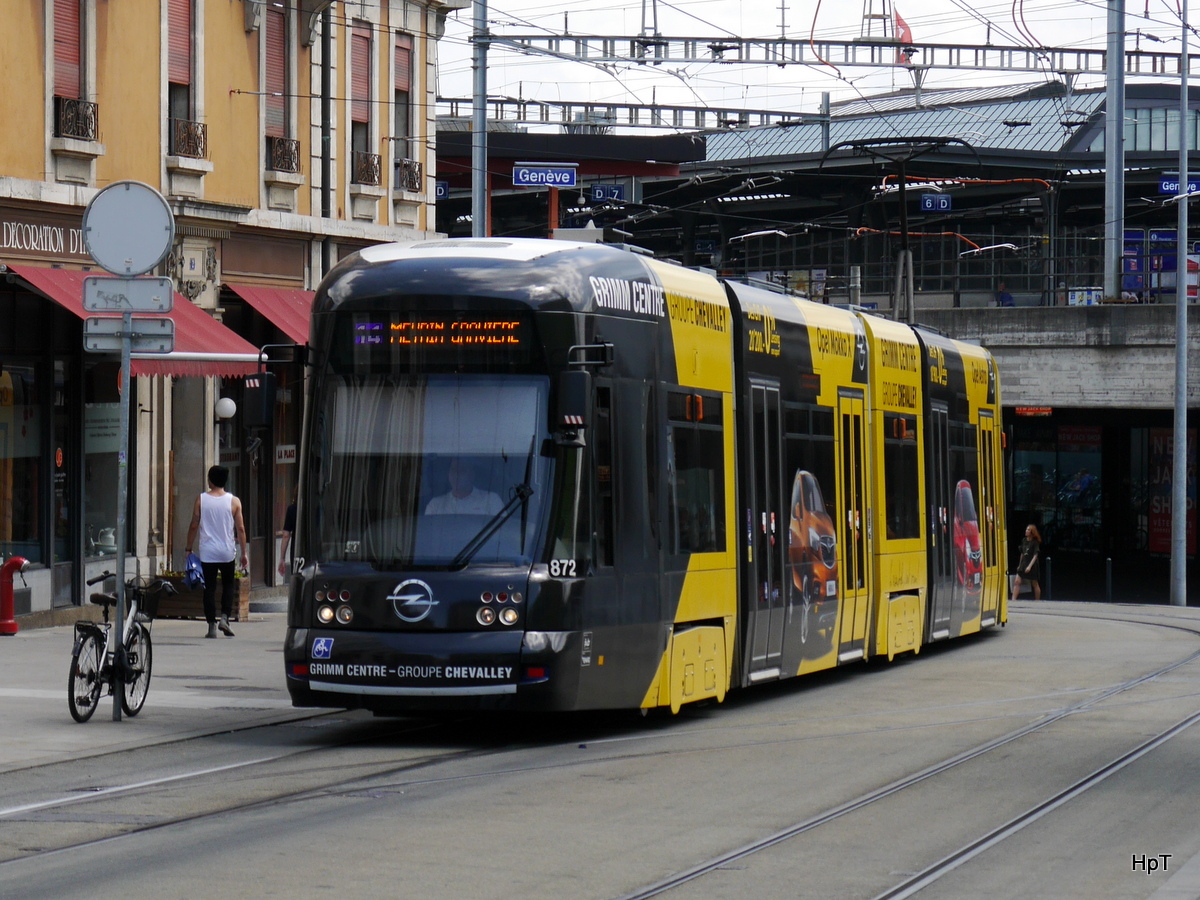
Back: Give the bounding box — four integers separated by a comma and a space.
450, 483, 534, 569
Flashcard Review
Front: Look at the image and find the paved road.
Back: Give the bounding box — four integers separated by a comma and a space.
0, 611, 316, 772
3, 603, 1200, 900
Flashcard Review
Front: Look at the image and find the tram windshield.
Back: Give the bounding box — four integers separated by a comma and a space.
310, 374, 551, 568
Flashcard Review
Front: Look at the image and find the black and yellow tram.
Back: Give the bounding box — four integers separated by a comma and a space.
283, 238, 1006, 713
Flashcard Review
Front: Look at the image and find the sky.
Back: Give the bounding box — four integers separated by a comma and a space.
434, 0, 1191, 125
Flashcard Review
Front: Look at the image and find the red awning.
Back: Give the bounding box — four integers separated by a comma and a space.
224, 282, 313, 345
7, 264, 259, 377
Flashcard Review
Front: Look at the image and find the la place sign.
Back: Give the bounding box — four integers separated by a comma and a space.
513, 161, 578, 188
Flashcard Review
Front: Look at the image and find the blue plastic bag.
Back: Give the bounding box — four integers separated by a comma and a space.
184, 552, 205, 590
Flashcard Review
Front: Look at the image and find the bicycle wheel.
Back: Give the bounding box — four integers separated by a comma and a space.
121, 623, 153, 717
68, 632, 104, 723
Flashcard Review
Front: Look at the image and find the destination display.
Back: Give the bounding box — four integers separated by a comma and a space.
338, 312, 535, 368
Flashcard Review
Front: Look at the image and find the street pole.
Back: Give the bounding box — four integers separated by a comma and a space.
471, 0, 488, 237
1104, 0, 1125, 300
1172, 1, 1189, 607
112, 312, 130, 719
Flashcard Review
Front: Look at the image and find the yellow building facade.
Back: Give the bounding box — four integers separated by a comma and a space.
0, 0, 462, 613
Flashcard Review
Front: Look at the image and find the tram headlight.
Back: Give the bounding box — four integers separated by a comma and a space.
317, 605, 335, 624
499, 607, 519, 626
477, 607, 496, 626
335, 605, 354, 624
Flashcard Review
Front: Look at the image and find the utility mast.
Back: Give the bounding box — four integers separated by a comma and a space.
641, 0, 658, 38
859, 0, 894, 42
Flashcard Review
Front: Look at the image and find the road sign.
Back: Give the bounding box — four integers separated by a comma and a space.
81, 181, 176, 276
513, 162, 578, 188
83, 276, 174, 313
84, 316, 175, 353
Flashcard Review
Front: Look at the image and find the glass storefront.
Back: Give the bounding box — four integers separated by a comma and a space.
1010, 411, 1200, 602
83, 361, 122, 560
0, 360, 43, 563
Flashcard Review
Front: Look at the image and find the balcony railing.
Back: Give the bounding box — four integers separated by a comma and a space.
53, 97, 98, 141
352, 150, 381, 186
394, 157, 423, 193
170, 118, 208, 159
266, 136, 300, 173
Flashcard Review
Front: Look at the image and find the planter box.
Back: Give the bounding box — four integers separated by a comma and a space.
154, 576, 250, 622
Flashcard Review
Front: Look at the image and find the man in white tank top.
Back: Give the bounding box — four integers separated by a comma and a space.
185, 465, 249, 638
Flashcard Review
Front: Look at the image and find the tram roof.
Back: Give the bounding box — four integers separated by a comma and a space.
316, 237, 674, 314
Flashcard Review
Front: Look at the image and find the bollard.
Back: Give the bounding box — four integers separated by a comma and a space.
1044, 556, 1052, 602
0, 556, 29, 635
1106, 557, 1112, 603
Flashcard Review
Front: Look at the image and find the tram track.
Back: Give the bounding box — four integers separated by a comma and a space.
614, 605, 1200, 900
3, 605, 1199, 899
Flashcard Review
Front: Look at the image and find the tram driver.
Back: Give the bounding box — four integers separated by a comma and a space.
425, 457, 504, 516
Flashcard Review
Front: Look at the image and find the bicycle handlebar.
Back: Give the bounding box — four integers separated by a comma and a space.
86, 571, 114, 587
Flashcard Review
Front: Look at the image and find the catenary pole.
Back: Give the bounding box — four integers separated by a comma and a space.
471, 0, 488, 237
1104, 0, 1125, 301
1173, 1, 1190, 607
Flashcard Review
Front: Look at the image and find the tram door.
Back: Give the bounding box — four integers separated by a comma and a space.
978, 412, 1001, 625
836, 391, 871, 660
748, 383, 786, 679
926, 403, 953, 640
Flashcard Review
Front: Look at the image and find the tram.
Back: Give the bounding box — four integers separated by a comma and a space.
283, 238, 1006, 713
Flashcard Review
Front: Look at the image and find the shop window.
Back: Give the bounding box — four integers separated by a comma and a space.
0, 362, 42, 563
83, 362, 121, 560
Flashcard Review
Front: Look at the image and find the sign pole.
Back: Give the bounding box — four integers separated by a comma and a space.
112, 312, 131, 720
80, 180, 177, 722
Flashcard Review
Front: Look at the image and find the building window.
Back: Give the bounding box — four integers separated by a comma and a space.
168, 0, 204, 157
392, 32, 420, 192
264, 5, 288, 140
350, 23, 378, 185
262, 5, 298, 173
393, 33, 412, 158
52, 0, 98, 141
54, 0, 82, 100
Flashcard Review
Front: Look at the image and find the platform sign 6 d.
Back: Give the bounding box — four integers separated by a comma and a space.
920, 193, 951, 212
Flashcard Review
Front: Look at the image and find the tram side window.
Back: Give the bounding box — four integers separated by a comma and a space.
950, 420, 980, 536
594, 385, 614, 567
783, 404, 838, 552
883, 413, 920, 539
666, 391, 725, 554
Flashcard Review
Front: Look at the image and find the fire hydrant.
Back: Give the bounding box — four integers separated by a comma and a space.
0, 556, 29, 636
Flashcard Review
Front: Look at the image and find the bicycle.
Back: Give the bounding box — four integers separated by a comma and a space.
67, 571, 178, 723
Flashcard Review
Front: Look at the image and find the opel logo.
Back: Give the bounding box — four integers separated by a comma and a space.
389, 578, 438, 623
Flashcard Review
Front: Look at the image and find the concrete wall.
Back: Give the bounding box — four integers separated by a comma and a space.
915, 306, 1200, 409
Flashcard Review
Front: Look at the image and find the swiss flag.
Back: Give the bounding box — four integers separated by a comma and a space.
895, 9, 914, 64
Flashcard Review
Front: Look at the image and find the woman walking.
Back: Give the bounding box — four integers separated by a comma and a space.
1012, 524, 1042, 601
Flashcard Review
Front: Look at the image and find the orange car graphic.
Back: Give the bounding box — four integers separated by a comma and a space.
788, 470, 839, 642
